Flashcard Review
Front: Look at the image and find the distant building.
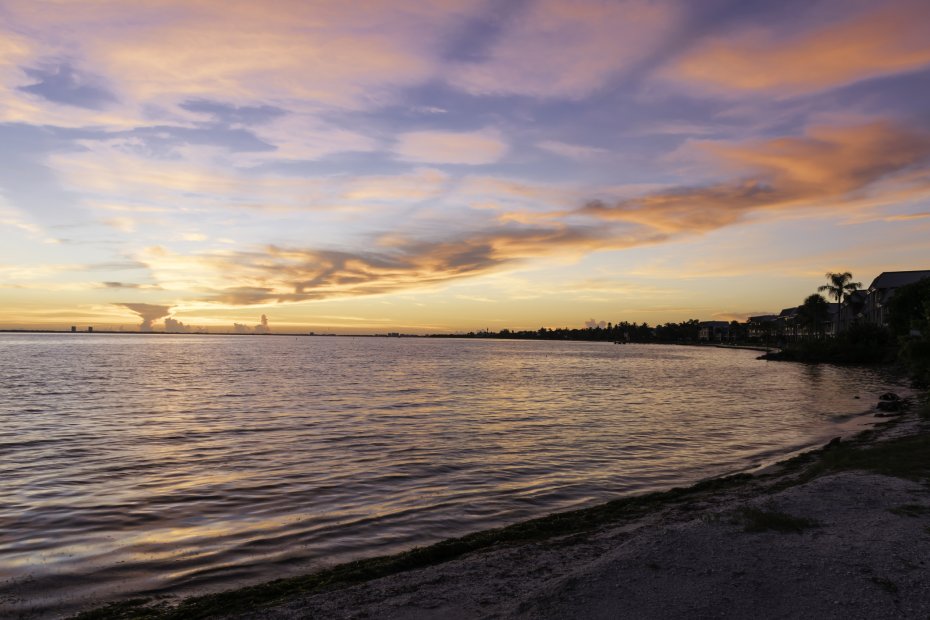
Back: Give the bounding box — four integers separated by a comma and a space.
864, 270, 930, 326
71, 326, 76, 332
825, 302, 840, 337
777, 307, 798, 339
747, 315, 778, 340
87, 326, 93, 333
837, 289, 867, 332
698, 321, 730, 341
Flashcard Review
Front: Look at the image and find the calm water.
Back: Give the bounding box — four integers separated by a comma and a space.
0, 334, 908, 617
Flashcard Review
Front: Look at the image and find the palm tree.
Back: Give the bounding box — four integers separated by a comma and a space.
818, 272, 862, 303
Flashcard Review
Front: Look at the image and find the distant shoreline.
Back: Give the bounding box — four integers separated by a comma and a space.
0, 330, 776, 350
0, 329, 360, 337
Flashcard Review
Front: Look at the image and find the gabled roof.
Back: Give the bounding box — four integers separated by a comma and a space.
846, 290, 867, 303
749, 314, 779, 323
778, 307, 798, 317
868, 270, 930, 291
699, 320, 730, 328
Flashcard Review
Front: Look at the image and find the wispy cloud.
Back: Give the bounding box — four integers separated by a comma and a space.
3, 1, 930, 330
536, 140, 608, 160
394, 128, 508, 165
447, 0, 680, 98
138, 222, 622, 306
120, 120, 930, 308
579, 121, 930, 233
102, 281, 162, 290
342, 168, 449, 202
661, 0, 930, 97
1, 1, 475, 112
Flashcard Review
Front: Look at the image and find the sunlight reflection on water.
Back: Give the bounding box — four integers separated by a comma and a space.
0, 334, 909, 616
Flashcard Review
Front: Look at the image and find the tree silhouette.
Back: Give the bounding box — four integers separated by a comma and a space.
818, 271, 861, 303
797, 293, 830, 338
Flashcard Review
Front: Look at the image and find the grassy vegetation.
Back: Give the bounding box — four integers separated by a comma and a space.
738, 506, 819, 533
768, 399, 930, 488
805, 432, 930, 482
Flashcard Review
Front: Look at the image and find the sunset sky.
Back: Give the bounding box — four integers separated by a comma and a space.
2, 0, 930, 333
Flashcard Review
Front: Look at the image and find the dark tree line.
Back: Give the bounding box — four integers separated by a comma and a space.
888, 277, 930, 385
432, 319, 713, 343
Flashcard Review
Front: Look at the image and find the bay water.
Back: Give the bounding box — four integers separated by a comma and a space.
0, 334, 908, 616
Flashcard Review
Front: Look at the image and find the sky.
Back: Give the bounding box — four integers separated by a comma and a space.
1, 0, 930, 334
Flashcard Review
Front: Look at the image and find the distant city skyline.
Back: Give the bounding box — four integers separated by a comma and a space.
2, 0, 930, 333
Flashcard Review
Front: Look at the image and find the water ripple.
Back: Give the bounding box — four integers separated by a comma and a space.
0, 334, 908, 617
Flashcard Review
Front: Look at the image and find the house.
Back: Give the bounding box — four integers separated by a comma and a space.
864, 270, 930, 326
837, 289, 867, 332
777, 307, 798, 339
698, 321, 731, 341
825, 302, 839, 337
747, 314, 779, 340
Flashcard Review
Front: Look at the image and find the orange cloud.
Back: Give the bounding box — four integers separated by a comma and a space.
124, 121, 930, 307
342, 168, 449, 202
1, 0, 480, 126
663, 0, 930, 96
137, 222, 630, 306
884, 212, 930, 222
580, 121, 930, 232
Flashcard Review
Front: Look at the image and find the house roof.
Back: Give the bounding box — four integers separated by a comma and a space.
699, 321, 730, 328
846, 290, 867, 303
868, 270, 930, 291
778, 307, 798, 317
749, 314, 778, 322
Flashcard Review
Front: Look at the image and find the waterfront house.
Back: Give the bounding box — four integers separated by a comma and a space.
747, 315, 779, 341
837, 289, 867, 332
698, 321, 731, 342
825, 302, 839, 337
864, 270, 930, 327
777, 307, 798, 340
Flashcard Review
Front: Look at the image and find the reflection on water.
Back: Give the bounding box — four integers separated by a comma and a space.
0, 334, 907, 616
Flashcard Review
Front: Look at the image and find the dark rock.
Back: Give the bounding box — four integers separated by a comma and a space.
824, 437, 843, 450
876, 400, 903, 412
879, 392, 901, 402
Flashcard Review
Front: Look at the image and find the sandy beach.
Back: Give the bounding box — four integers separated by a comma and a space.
80, 399, 930, 620
232, 415, 930, 619
237, 471, 930, 619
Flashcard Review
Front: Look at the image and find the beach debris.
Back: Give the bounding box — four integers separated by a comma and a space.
878, 392, 901, 402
